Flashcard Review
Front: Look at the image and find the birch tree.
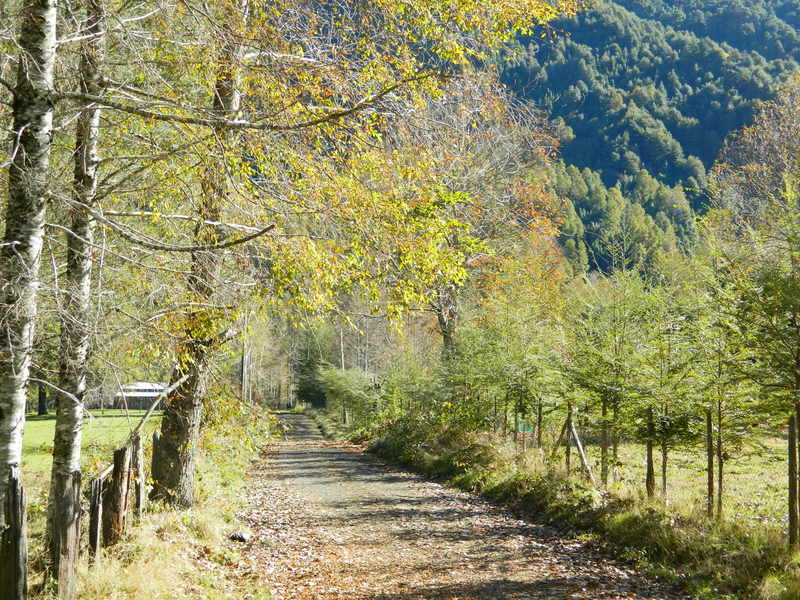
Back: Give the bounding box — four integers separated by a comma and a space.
46, 0, 105, 586
0, 0, 58, 593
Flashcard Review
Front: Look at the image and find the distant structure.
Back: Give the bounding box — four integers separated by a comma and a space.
114, 382, 168, 410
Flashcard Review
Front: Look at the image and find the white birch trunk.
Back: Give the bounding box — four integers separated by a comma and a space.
0, 0, 58, 519
47, 0, 104, 578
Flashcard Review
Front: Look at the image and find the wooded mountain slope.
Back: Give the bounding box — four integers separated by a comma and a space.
500, 0, 800, 271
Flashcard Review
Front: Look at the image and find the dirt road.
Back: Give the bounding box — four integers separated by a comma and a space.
238, 413, 687, 600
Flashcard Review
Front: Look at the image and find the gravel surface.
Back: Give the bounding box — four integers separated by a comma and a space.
237, 413, 690, 600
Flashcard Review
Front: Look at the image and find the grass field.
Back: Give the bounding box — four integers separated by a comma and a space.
576, 437, 788, 528
22, 409, 161, 510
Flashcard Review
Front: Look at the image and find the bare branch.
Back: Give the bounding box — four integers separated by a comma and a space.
55, 75, 431, 132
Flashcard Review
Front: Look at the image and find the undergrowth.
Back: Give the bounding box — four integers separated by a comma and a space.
356, 414, 800, 600
32, 406, 275, 600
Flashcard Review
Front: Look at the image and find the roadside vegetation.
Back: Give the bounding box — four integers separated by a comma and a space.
296, 81, 800, 600
23, 404, 272, 600
310, 395, 796, 599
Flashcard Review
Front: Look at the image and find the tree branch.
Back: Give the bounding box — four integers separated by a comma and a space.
55, 75, 430, 132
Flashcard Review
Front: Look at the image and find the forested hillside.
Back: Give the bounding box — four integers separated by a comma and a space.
500, 0, 800, 271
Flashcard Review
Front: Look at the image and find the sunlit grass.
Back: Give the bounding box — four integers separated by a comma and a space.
577, 437, 788, 527
22, 408, 163, 570
23, 409, 161, 474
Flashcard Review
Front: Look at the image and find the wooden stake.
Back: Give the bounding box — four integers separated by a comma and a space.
88, 477, 103, 558
131, 435, 146, 519
570, 419, 596, 486
0, 466, 27, 600
53, 471, 81, 600
102, 445, 132, 547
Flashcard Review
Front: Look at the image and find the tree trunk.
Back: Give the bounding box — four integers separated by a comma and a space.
612, 398, 619, 479
795, 403, 800, 529
0, 467, 26, 600
150, 7, 246, 505
660, 441, 668, 499
600, 395, 608, 486
645, 408, 655, 499
0, 2, 58, 591
150, 367, 205, 506
706, 409, 714, 519
46, 0, 104, 583
716, 397, 723, 518
37, 386, 47, 416
536, 397, 543, 449
435, 300, 458, 362
240, 346, 249, 404
790, 414, 798, 549
565, 403, 572, 474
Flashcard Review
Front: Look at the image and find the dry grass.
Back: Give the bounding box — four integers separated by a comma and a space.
26, 407, 273, 600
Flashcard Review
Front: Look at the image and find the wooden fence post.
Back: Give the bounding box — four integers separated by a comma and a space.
102, 444, 132, 547
88, 476, 104, 558
52, 471, 81, 600
0, 466, 27, 600
132, 435, 146, 519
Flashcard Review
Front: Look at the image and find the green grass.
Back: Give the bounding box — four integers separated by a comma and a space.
22, 409, 162, 512
580, 438, 788, 528
23, 409, 161, 473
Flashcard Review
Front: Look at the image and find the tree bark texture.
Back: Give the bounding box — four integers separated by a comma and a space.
0, 0, 58, 518
0, 467, 26, 600
47, 0, 104, 578
0, 2, 57, 593
151, 368, 206, 506
151, 6, 247, 506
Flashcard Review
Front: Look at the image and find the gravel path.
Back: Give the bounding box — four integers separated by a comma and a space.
238, 414, 689, 600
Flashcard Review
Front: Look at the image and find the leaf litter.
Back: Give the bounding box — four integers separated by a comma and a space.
233, 415, 689, 600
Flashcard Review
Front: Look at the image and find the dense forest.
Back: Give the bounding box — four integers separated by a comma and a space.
500, 0, 800, 272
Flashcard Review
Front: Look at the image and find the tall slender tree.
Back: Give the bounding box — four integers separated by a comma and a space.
46, 0, 106, 588
0, 0, 59, 592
